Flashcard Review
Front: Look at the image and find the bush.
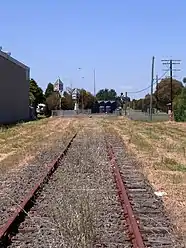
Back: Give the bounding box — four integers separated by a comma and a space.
173, 88, 186, 122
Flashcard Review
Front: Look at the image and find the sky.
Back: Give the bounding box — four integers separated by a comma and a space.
0, 0, 186, 99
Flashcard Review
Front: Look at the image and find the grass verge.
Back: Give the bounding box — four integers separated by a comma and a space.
0, 117, 82, 172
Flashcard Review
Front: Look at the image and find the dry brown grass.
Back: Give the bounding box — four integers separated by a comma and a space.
101, 117, 186, 239
0, 117, 82, 172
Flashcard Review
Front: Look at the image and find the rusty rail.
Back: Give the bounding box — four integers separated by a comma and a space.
106, 142, 145, 248
0, 132, 77, 246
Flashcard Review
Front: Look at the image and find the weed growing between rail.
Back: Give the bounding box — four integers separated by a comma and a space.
100, 117, 186, 242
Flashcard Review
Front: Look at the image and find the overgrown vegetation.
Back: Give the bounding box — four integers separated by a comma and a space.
174, 87, 186, 122
131, 78, 184, 113
101, 117, 186, 237
0, 118, 81, 171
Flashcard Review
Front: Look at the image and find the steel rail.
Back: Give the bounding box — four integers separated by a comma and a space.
106, 142, 145, 248
0, 132, 77, 246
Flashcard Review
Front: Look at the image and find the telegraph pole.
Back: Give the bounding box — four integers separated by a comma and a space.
93, 69, 96, 97
150, 56, 155, 121
156, 74, 159, 110
161, 59, 181, 120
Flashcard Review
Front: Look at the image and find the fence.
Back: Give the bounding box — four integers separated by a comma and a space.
51, 109, 92, 117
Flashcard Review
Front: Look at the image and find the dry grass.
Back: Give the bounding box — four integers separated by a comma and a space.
101, 117, 186, 239
0, 117, 82, 172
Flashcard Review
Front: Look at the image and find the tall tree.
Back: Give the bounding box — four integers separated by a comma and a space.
29, 79, 44, 107
96, 88, 117, 100
29, 92, 35, 106
143, 94, 157, 111
77, 89, 95, 109
154, 78, 183, 111
46, 92, 61, 111
61, 91, 74, 110
45, 83, 54, 98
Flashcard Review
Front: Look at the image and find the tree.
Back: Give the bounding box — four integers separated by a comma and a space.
29, 92, 35, 105
173, 87, 186, 122
154, 78, 183, 112
77, 89, 95, 109
96, 88, 117, 100
143, 94, 157, 112
45, 92, 61, 116
183, 77, 186, 86
45, 83, 54, 98
29, 79, 44, 107
61, 91, 74, 110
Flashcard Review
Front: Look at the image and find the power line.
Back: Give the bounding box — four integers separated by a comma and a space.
128, 71, 168, 94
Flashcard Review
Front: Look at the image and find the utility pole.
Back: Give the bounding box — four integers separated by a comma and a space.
156, 74, 159, 111
93, 69, 96, 97
124, 92, 127, 116
161, 59, 181, 120
170, 60, 173, 113
150, 56, 155, 121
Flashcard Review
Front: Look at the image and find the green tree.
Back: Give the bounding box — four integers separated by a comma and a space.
29, 92, 35, 105
143, 94, 157, 111
133, 99, 143, 110
61, 91, 74, 110
77, 89, 95, 109
173, 87, 186, 122
45, 92, 61, 115
96, 88, 117, 100
154, 78, 183, 112
45, 83, 54, 98
29, 79, 44, 107
183, 77, 186, 86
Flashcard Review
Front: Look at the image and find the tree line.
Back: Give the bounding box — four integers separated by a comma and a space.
29, 77, 186, 121
29, 79, 126, 116
131, 77, 186, 121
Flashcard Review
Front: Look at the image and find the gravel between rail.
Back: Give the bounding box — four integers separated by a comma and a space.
8, 121, 131, 248
0, 119, 80, 228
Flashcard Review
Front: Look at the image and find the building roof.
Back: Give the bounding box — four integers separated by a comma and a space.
98, 100, 116, 104
0, 49, 29, 70
54, 78, 63, 85
54, 77, 64, 92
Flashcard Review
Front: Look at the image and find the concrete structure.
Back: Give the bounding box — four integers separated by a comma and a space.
0, 50, 30, 124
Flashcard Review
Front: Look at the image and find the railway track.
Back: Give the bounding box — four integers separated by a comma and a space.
106, 132, 183, 248
0, 121, 183, 247
0, 132, 78, 247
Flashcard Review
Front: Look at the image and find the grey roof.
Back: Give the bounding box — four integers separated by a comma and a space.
0, 50, 29, 70
54, 78, 63, 85
98, 100, 116, 103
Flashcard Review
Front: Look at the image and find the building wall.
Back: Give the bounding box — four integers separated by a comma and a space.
0, 55, 30, 124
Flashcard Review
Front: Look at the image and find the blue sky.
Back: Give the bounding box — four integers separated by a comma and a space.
0, 0, 186, 99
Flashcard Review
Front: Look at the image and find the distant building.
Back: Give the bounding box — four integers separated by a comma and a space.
53, 78, 63, 95
0, 49, 30, 124
92, 100, 117, 113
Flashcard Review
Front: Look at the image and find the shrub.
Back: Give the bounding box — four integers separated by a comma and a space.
173, 88, 186, 122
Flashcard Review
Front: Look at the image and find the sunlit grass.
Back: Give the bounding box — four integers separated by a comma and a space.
100, 117, 186, 238
0, 117, 81, 171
